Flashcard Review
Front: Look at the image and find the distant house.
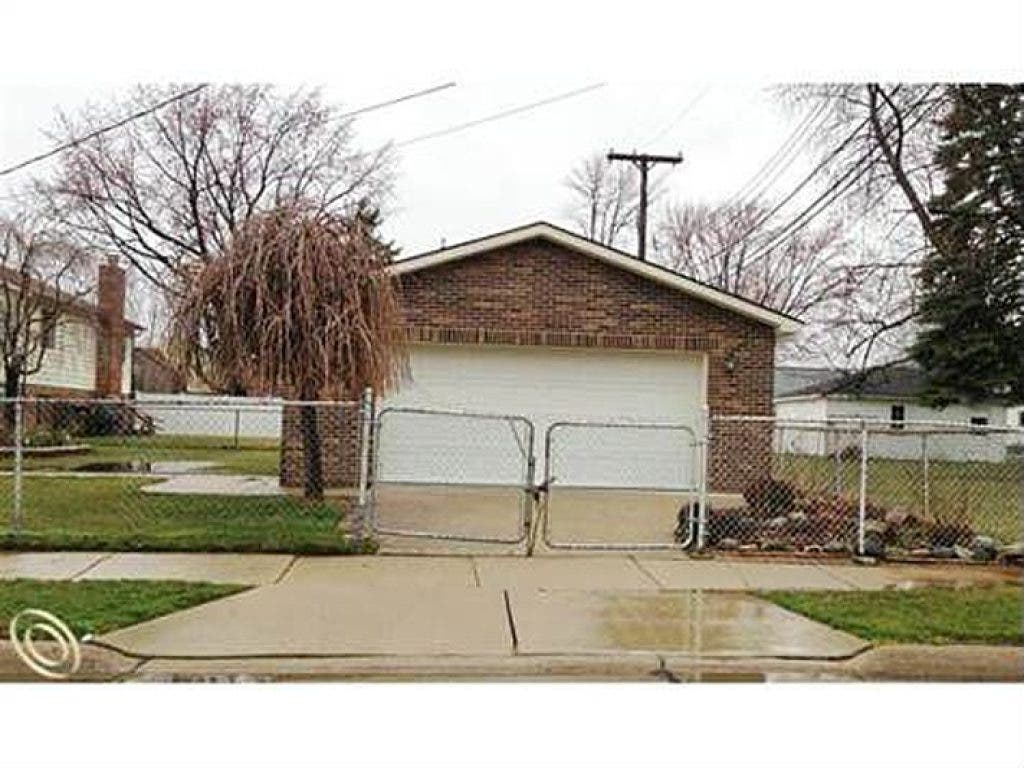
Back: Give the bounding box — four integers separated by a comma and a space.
2, 263, 140, 398
132, 347, 185, 394
774, 365, 1012, 462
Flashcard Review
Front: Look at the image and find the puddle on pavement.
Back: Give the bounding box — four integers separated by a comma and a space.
74, 460, 218, 475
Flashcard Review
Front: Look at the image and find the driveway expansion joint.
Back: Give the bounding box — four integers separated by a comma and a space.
69, 552, 114, 581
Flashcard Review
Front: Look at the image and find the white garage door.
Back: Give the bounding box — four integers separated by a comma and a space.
378, 345, 706, 488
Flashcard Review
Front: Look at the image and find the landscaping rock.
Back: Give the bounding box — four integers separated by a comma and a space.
823, 540, 848, 554
767, 516, 789, 530
738, 543, 759, 553
864, 519, 888, 536
997, 542, 1024, 566
954, 545, 974, 561
969, 536, 999, 562
861, 532, 886, 558
787, 511, 808, 523
929, 546, 957, 559
909, 548, 932, 559
717, 538, 739, 551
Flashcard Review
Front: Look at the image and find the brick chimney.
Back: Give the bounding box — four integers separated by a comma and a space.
95, 262, 127, 397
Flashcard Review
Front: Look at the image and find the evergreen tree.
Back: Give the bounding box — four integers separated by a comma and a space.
912, 84, 1024, 406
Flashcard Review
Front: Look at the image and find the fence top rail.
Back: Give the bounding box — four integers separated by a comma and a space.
2, 397, 357, 408
713, 413, 1024, 436
376, 405, 533, 427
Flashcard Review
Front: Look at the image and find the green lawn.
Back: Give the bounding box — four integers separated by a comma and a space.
3, 434, 280, 476
765, 585, 1024, 645
776, 454, 1024, 543
0, 579, 247, 638
0, 476, 371, 554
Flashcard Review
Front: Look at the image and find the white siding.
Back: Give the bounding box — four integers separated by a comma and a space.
825, 399, 1008, 462
121, 337, 133, 394
774, 397, 831, 455
26, 317, 97, 392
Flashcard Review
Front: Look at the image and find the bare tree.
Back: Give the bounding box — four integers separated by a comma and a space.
0, 212, 91, 402
37, 84, 394, 292
773, 83, 951, 369
657, 200, 855, 308
563, 152, 643, 248
169, 204, 405, 498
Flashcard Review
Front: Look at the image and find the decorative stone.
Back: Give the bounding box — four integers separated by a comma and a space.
929, 546, 956, 559
717, 538, 739, 551
861, 532, 886, 558
997, 542, 1024, 565
970, 536, 999, 562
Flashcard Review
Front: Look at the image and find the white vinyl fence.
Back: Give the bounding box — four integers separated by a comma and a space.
134, 393, 283, 440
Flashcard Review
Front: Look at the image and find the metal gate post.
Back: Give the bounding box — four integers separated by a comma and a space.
857, 419, 868, 556
921, 432, 930, 520
696, 406, 710, 551
356, 387, 374, 539
12, 399, 23, 532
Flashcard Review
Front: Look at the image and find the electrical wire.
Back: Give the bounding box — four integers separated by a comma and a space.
0, 84, 209, 178
640, 85, 711, 149
739, 89, 942, 263
393, 82, 606, 148
338, 81, 456, 120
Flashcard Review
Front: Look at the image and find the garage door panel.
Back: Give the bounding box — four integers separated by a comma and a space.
376, 409, 531, 486
381, 345, 705, 484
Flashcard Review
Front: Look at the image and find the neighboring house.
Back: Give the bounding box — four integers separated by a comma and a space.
281, 221, 801, 492
3, 263, 139, 398
774, 365, 1011, 462
132, 347, 185, 394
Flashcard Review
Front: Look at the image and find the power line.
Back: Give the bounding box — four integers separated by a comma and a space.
338, 81, 456, 120
393, 82, 606, 148
724, 97, 831, 209
739, 90, 942, 264
0, 81, 461, 181
0, 83, 209, 178
640, 85, 711, 149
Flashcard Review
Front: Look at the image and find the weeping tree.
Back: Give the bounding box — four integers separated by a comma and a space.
170, 204, 406, 499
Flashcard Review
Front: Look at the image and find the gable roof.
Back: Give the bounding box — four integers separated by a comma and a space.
389, 221, 802, 335
0, 264, 143, 332
781, 365, 933, 400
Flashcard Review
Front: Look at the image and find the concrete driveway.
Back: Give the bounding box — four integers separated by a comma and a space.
95, 555, 883, 663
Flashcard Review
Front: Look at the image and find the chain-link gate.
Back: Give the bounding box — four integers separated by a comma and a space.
539, 420, 704, 551
369, 407, 535, 544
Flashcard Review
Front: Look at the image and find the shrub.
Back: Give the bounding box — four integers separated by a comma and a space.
743, 475, 798, 518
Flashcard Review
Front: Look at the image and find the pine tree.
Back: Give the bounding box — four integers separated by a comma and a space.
912, 84, 1024, 406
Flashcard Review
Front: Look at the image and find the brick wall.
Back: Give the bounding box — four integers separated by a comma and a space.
280, 402, 363, 491
399, 240, 775, 492
280, 238, 777, 492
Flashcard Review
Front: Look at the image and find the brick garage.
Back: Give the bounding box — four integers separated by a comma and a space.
280, 222, 798, 493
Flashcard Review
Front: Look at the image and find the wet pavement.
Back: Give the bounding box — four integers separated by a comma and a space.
98, 582, 868, 662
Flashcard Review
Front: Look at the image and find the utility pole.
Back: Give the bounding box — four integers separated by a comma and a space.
607, 150, 682, 260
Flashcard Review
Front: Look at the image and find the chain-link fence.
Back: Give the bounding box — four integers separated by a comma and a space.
540, 420, 703, 550
369, 407, 534, 544
0, 397, 370, 554
706, 415, 1024, 560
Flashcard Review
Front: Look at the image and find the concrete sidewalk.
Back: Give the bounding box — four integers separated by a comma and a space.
1, 551, 1019, 681
1, 550, 1019, 590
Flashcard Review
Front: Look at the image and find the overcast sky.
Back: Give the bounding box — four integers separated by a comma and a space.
0, 80, 815, 255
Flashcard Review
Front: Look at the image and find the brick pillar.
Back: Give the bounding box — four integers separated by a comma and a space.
95, 263, 126, 397
279, 402, 363, 492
